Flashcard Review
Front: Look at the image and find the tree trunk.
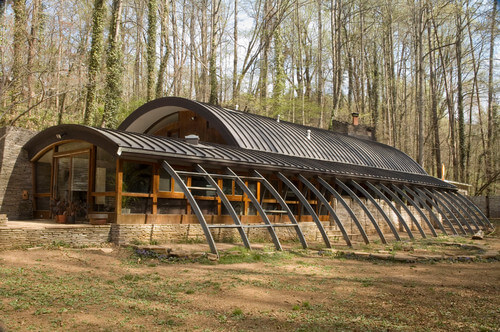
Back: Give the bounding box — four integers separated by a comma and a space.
455, 11, 465, 182
232, 0, 238, 105
84, 0, 106, 125
156, 0, 170, 98
209, 0, 220, 105
146, 0, 157, 101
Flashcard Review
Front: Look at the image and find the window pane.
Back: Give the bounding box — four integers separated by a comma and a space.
191, 176, 216, 197
173, 175, 187, 192
95, 148, 116, 192
35, 149, 52, 193
55, 157, 70, 200
197, 200, 217, 215
159, 168, 172, 192
222, 179, 232, 195
247, 181, 257, 197
221, 201, 243, 215
35, 197, 50, 210
157, 198, 186, 214
121, 197, 152, 214
122, 162, 153, 193
234, 182, 243, 196
93, 196, 115, 212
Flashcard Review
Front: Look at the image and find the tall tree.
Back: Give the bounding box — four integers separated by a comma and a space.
156, 0, 170, 98
102, 0, 123, 128
84, 0, 106, 125
209, 0, 221, 105
146, 0, 157, 101
455, 6, 465, 181
11, 0, 27, 115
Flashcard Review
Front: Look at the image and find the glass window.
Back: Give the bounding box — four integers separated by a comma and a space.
221, 201, 243, 215
121, 197, 152, 214
222, 179, 232, 195
247, 203, 257, 216
173, 175, 187, 192
197, 200, 217, 215
35, 149, 53, 193
247, 181, 257, 197
191, 176, 216, 197
35, 197, 50, 211
55, 157, 70, 200
92, 196, 115, 212
95, 148, 116, 192
159, 168, 172, 192
234, 182, 243, 196
122, 162, 153, 193
157, 198, 187, 214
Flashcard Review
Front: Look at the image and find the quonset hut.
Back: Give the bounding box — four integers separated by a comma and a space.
24, 97, 491, 255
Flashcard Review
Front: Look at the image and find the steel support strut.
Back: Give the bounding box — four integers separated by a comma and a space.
453, 191, 492, 228
431, 189, 473, 234
422, 188, 466, 235
442, 191, 479, 231
402, 185, 447, 235
195, 165, 251, 249
378, 183, 426, 238
226, 167, 282, 251
334, 179, 387, 243
298, 175, 352, 246
317, 177, 370, 244
161, 161, 218, 256
390, 184, 438, 237
252, 170, 308, 249
412, 187, 458, 235
349, 180, 401, 241
277, 173, 331, 248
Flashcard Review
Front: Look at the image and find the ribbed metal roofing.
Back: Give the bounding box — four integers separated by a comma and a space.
118, 97, 427, 175
24, 125, 454, 189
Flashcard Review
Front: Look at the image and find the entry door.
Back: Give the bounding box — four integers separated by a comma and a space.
54, 152, 89, 219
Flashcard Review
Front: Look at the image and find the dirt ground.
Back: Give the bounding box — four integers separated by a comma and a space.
0, 235, 499, 332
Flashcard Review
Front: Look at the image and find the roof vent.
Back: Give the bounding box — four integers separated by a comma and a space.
185, 134, 199, 145
276, 114, 280, 122
306, 129, 311, 140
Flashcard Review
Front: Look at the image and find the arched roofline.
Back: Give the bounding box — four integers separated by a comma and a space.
117, 97, 238, 145
24, 124, 119, 160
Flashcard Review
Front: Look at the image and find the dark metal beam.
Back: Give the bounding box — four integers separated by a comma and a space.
431, 189, 474, 233
298, 175, 352, 246
335, 179, 387, 244
452, 191, 492, 228
402, 185, 447, 235
412, 187, 458, 235
317, 177, 370, 244
442, 191, 479, 231
161, 161, 218, 256
349, 180, 401, 241
364, 182, 415, 239
390, 184, 438, 237
195, 165, 251, 249
252, 170, 308, 249
277, 173, 331, 248
226, 167, 282, 251
422, 188, 467, 235
378, 183, 427, 238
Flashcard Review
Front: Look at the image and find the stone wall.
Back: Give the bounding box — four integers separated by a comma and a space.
0, 126, 37, 220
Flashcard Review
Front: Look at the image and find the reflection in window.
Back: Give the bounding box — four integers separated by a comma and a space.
191, 176, 216, 197
57, 141, 91, 152
93, 196, 116, 212
197, 200, 218, 215
159, 168, 172, 192
221, 201, 243, 215
157, 199, 187, 214
173, 175, 187, 192
122, 162, 153, 193
95, 148, 116, 192
35, 149, 52, 193
121, 197, 152, 214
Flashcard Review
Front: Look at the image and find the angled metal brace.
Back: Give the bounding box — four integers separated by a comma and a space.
390, 184, 438, 237
431, 189, 474, 234
412, 187, 458, 235
298, 175, 352, 246
364, 182, 415, 239
378, 183, 426, 238
335, 179, 387, 243
402, 185, 447, 235
195, 165, 251, 249
422, 188, 467, 235
441, 191, 479, 231
277, 173, 331, 248
448, 191, 485, 227
452, 191, 492, 228
226, 167, 282, 251
161, 161, 218, 256
350, 180, 401, 241
317, 177, 370, 244
252, 170, 308, 249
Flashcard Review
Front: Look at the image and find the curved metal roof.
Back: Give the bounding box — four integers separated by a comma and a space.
118, 97, 427, 175
24, 125, 454, 189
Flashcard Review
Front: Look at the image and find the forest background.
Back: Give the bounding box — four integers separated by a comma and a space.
0, 0, 498, 195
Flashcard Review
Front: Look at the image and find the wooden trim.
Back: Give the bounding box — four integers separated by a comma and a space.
90, 192, 116, 197
53, 147, 91, 158
116, 159, 122, 215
